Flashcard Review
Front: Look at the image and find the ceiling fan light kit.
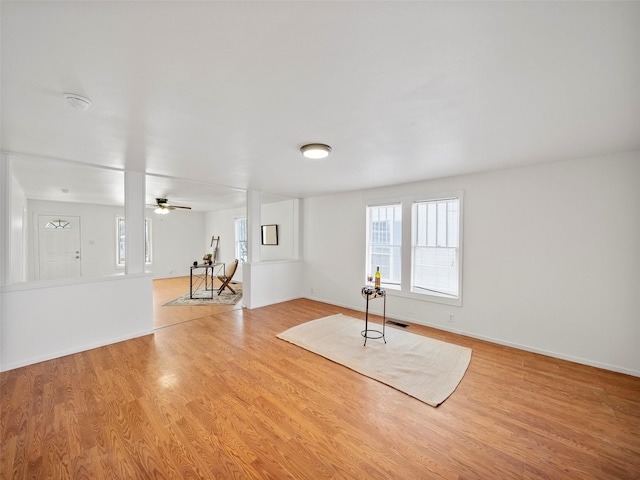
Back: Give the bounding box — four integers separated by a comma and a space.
148, 198, 192, 214
300, 143, 331, 159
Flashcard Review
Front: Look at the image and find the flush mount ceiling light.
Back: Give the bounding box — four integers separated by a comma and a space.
63, 93, 92, 111
300, 143, 332, 159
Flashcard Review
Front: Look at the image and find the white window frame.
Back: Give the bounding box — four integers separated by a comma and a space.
116, 216, 125, 267
365, 191, 463, 306
144, 218, 152, 265
116, 216, 152, 267
235, 217, 248, 263
365, 203, 402, 289
411, 195, 462, 303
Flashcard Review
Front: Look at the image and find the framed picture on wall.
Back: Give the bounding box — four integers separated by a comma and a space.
261, 224, 278, 245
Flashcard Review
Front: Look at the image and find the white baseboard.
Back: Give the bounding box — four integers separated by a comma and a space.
302, 295, 640, 378
245, 294, 301, 310
0, 329, 154, 373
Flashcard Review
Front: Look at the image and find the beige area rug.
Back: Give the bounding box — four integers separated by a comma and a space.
277, 314, 472, 407
164, 288, 242, 306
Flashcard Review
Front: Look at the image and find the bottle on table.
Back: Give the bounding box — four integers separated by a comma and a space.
375, 266, 381, 290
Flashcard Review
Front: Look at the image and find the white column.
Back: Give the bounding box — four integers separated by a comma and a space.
0, 154, 10, 287
292, 198, 300, 260
124, 171, 146, 275
246, 190, 261, 263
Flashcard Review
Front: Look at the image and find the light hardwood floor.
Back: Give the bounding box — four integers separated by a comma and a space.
153, 276, 244, 329
1, 277, 639, 479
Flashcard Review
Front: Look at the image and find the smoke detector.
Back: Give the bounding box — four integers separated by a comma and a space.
63, 93, 92, 111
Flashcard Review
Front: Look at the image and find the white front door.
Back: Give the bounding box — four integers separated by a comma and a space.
37, 215, 82, 280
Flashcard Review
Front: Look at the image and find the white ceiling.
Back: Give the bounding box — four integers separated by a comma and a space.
2, 1, 639, 207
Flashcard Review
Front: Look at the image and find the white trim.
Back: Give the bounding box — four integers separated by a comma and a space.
388, 287, 462, 307
0, 154, 11, 287
0, 271, 152, 293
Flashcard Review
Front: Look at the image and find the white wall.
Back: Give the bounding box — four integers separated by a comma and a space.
23, 201, 205, 281
261, 199, 296, 261
303, 151, 640, 376
2, 166, 171, 372
27, 200, 124, 279
244, 260, 304, 309
205, 206, 246, 282
1, 274, 154, 371
150, 209, 206, 279
10, 175, 27, 283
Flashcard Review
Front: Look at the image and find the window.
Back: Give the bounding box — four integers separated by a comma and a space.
412, 197, 460, 298
235, 217, 248, 263
116, 217, 152, 266
365, 193, 463, 305
145, 219, 152, 264
366, 204, 402, 286
117, 217, 126, 265
45, 219, 72, 229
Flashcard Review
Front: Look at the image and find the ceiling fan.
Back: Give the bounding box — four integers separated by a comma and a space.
147, 198, 192, 214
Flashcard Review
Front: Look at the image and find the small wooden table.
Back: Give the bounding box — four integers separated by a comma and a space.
360, 286, 387, 346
